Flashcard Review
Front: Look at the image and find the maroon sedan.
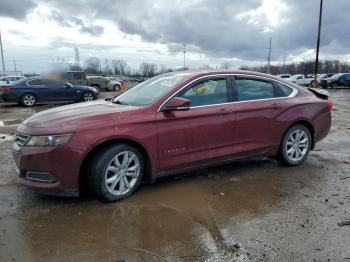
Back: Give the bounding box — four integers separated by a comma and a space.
13, 70, 332, 202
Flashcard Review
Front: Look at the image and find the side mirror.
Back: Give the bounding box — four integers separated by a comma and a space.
162, 97, 191, 112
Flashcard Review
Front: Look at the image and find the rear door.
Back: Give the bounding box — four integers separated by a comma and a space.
232, 76, 294, 156
26, 79, 50, 101
156, 75, 236, 172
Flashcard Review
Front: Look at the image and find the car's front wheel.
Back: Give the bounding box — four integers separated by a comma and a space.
82, 91, 95, 102
87, 144, 144, 202
277, 124, 311, 166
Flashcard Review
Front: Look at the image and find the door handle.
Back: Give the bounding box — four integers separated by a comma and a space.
218, 108, 233, 115
270, 103, 282, 110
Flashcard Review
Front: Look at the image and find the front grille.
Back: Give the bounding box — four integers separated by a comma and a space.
16, 133, 30, 147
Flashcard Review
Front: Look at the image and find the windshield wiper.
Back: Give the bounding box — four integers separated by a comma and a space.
112, 100, 129, 105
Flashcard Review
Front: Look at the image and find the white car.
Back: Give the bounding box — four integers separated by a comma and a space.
106, 77, 122, 92
277, 74, 292, 81
290, 74, 314, 86
0, 75, 25, 85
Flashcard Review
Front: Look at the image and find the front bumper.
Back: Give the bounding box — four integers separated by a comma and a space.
12, 141, 81, 196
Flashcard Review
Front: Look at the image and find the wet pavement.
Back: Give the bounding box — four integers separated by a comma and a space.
0, 90, 349, 261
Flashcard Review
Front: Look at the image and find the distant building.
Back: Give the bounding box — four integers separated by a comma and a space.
0, 70, 23, 77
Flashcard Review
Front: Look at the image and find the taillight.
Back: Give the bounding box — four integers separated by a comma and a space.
327, 99, 333, 110
0, 86, 11, 93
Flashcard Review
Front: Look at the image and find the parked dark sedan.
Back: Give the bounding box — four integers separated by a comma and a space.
320, 73, 350, 88
13, 70, 332, 202
0, 78, 99, 106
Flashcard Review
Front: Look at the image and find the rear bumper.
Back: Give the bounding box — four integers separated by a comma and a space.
12, 142, 81, 197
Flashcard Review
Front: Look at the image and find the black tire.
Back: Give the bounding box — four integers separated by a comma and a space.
277, 124, 312, 166
87, 144, 144, 202
331, 83, 338, 89
82, 91, 95, 102
91, 85, 101, 92
113, 84, 121, 92
20, 93, 37, 107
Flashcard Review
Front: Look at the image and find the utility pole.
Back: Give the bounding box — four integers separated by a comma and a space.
0, 30, 5, 71
313, 0, 323, 88
13, 60, 16, 71
74, 46, 80, 68
183, 44, 186, 70
267, 36, 272, 74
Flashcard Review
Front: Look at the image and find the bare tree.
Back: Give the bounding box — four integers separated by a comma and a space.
84, 57, 102, 74
111, 59, 128, 75
220, 61, 231, 70
103, 59, 113, 75
139, 62, 157, 77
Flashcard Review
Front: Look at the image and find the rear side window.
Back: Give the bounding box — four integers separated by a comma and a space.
73, 72, 84, 80
178, 77, 228, 107
235, 78, 274, 101
274, 82, 293, 97
27, 79, 43, 85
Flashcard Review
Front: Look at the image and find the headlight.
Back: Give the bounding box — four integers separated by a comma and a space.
25, 134, 72, 147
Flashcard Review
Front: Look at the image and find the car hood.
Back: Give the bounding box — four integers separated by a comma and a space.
22, 100, 140, 129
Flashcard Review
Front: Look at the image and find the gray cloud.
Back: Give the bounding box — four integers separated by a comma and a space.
3, 0, 350, 63
49, 10, 104, 36
47, 37, 121, 50
0, 0, 36, 19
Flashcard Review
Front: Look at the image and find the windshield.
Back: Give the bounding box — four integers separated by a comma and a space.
113, 74, 191, 106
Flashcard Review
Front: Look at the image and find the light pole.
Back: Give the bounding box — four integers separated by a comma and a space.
313, 0, 323, 88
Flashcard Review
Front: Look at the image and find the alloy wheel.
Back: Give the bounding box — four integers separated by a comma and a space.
23, 94, 36, 106
104, 151, 140, 196
285, 130, 309, 162
83, 92, 94, 101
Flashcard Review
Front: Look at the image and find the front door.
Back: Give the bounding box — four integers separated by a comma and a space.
156, 76, 235, 172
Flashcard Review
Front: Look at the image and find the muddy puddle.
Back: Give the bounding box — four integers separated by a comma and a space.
0, 157, 329, 261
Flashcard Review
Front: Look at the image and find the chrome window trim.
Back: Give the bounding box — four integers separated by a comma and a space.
157, 73, 298, 112
26, 80, 44, 87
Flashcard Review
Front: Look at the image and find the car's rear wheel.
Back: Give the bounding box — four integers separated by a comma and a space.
87, 144, 144, 202
21, 93, 37, 107
82, 91, 95, 102
91, 84, 101, 92
277, 124, 311, 166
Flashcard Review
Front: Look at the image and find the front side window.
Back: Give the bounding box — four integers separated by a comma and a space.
28, 79, 44, 86
178, 77, 228, 107
114, 73, 191, 106
235, 78, 274, 101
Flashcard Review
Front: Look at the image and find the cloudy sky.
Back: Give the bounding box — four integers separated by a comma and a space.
0, 0, 349, 73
